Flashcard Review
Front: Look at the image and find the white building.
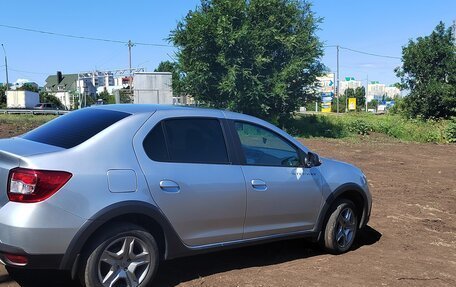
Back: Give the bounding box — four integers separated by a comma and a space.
45, 72, 96, 110
132, 72, 173, 104
384, 86, 401, 98
6, 90, 40, 109
340, 77, 362, 95
367, 81, 386, 102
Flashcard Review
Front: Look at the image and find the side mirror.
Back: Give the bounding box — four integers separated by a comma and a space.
304, 152, 321, 168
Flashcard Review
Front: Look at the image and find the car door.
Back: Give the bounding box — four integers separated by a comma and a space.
134, 114, 246, 247
232, 121, 323, 239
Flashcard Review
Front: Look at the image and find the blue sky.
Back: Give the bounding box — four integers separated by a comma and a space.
0, 0, 454, 86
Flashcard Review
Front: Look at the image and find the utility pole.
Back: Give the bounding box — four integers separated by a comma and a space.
1, 44, 9, 90
127, 40, 135, 94
336, 45, 340, 114
366, 75, 369, 112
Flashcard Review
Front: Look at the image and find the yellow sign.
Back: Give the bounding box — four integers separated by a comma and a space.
322, 103, 331, 113
348, 98, 356, 111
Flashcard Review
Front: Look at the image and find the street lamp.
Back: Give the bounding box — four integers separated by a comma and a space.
1, 44, 9, 90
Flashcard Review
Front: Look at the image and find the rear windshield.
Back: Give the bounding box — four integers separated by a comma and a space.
22, 108, 130, 149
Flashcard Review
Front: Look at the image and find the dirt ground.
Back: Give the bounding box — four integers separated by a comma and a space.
0, 128, 455, 287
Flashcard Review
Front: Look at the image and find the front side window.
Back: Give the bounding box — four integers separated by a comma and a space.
143, 118, 229, 164
235, 122, 301, 167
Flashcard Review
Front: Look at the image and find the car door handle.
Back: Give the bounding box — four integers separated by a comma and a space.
159, 180, 180, 193
251, 179, 267, 191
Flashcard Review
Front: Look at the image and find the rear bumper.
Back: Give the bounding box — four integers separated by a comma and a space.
0, 242, 63, 269
0, 201, 86, 270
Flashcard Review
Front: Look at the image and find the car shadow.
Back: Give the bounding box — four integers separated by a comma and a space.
0, 274, 13, 284
6, 226, 381, 287
154, 225, 382, 287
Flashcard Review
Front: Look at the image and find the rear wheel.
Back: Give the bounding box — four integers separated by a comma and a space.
321, 199, 358, 254
80, 223, 159, 287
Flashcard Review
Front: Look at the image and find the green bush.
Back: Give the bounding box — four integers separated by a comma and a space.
445, 118, 456, 143
348, 119, 372, 135
292, 113, 449, 143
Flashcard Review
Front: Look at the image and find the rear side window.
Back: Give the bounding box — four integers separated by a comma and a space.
143, 118, 229, 164
22, 109, 130, 149
143, 123, 168, 162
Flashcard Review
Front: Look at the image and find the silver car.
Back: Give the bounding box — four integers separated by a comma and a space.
0, 105, 371, 287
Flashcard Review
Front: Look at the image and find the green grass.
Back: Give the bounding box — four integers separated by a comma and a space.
0, 114, 56, 131
291, 113, 451, 143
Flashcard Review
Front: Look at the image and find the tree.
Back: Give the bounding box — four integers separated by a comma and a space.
118, 89, 133, 103
39, 92, 64, 109
97, 90, 115, 104
170, 0, 324, 126
17, 83, 39, 93
0, 85, 6, 108
354, 87, 366, 111
367, 99, 378, 111
331, 95, 346, 113
395, 22, 456, 119
154, 61, 184, 96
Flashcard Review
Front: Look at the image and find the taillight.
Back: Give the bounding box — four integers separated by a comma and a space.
4, 253, 28, 266
7, 168, 72, 203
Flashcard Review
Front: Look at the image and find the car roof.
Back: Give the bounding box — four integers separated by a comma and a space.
90, 104, 270, 125
90, 104, 227, 116
88, 104, 308, 152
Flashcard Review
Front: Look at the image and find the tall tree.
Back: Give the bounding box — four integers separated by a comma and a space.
395, 22, 456, 119
17, 83, 39, 93
170, 0, 324, 126
97, 90, 115, 104
354, 87, 366, 111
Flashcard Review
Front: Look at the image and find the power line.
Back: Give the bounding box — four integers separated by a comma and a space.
8, 67, 50, 75
339, 46, 401, 60
324, 44, 401, 59
0, 24, 173, 47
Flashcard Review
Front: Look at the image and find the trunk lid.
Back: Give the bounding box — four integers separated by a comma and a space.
0, 137, 64, 207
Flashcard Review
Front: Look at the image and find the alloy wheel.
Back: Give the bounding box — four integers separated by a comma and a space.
97, 236, 151, 287
335, 207, 356, 249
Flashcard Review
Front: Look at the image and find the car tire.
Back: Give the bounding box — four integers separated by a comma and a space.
321, 199, 358, 254
80, 223, 159, 287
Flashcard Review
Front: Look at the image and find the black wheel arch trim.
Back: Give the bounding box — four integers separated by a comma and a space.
59, 201, 189, 272
315, 182, 370, 235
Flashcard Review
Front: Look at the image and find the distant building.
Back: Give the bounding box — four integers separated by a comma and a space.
6, 90, 39, 109
367, 81, 386, 102
132, 72, 173, 104
384, 86, 401, 98
45, 71, 96, 109
339, 77, 362, 95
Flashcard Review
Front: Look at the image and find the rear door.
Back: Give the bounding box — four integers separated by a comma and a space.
134, 113, 246, 246
231, 121, 322, 239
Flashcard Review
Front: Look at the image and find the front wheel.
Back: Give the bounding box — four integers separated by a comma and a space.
321, 199, 358, 254
81, 223, 159, 287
